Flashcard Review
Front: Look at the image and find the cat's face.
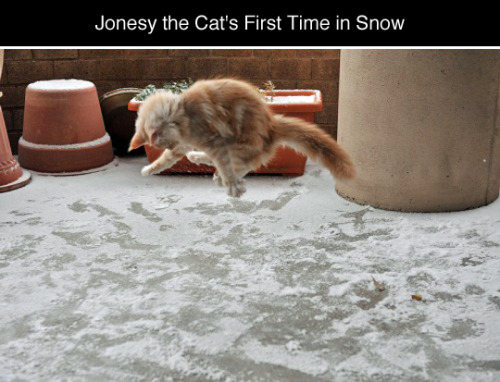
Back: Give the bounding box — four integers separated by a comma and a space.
129, 91, 187, 151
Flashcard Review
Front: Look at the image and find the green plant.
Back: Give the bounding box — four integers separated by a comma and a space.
135, 79, 277, 102
135, 79, 194, 101
257, 80, 276, 101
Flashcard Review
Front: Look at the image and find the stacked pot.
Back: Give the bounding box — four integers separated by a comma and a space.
0, 49, 31, 192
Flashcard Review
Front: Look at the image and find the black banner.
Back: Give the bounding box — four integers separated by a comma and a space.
2, 4, 498, 46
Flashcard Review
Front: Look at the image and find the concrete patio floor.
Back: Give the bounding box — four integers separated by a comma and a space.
1, 156, 499, 381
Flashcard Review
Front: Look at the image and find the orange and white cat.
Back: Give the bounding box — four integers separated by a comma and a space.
129, 78, 355, 197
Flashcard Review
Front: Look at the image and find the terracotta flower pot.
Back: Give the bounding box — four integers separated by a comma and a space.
0, 49, 3, 82
0, 50, 31, 192
18, 79, 115, 174
0, 106, 31, 192
128, 89, 323, 175
100, 87, 144, 156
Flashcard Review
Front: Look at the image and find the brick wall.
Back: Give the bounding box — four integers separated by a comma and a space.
0, 49, 340, 154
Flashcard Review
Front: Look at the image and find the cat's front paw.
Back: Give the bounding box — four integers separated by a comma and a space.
141, 165, 156, 176
186, 151, 204, 165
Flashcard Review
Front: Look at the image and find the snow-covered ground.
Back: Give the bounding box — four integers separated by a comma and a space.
1, 156, 499, 381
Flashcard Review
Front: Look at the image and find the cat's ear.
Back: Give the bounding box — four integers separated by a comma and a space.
129, 131, 146, 152
151, 130, 160, 146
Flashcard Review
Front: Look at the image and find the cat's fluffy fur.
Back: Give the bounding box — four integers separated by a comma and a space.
129, 78, 355, 197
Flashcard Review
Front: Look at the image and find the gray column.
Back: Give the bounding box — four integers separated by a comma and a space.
336, 50, 500, 212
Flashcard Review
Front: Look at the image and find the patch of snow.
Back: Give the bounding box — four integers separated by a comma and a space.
28, 79, 95, 91
265, 95, 316, 104
179, 317, 250, 355
279, 286, 316, 296
0, 158, 499, 381
19, 133, 111, 150
241, 339, 329, 376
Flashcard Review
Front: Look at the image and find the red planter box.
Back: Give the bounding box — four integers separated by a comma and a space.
128, 89, 323, 175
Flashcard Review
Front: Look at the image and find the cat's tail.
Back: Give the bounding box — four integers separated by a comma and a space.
272, 114, 355, 179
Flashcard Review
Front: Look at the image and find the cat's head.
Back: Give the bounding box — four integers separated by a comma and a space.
129, 91, 187, 151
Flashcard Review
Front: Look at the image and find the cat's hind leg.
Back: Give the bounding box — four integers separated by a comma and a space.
212, 152, 246, 198
186, 151, 223, 187
212, 171, 224, 187
229, 158, 252, 196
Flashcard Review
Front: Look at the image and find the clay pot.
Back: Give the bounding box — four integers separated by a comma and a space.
18, 79, 115, 174
0, 50, 31, 192
0, 49, 3, 82
0, 106, 31, 192
128, 89, 323, 175
100, 87, 144, 156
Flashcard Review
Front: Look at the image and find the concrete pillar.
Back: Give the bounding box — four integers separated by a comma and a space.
336, 50, 500, 212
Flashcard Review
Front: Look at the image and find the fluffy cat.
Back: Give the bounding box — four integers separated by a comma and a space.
129, 78, 355, 197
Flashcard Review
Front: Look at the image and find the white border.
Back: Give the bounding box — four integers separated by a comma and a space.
18, 133, 111, 150
3, 46, 500, 49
